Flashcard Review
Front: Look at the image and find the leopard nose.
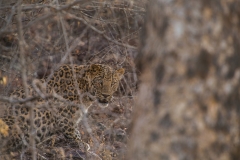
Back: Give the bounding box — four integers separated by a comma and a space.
102, 94, 110, 98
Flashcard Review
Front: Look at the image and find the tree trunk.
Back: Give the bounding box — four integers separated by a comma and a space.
128, 0, 240, 159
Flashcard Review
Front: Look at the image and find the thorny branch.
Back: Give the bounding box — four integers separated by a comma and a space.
63, 11, 137, 49
0, 92, 94, 111
16, 0, 37, 158
0, 0, 137, 50
0, 0, 91, 36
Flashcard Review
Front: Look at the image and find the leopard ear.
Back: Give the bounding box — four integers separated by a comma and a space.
90, 64, 99, 70
116, 68, 125, 79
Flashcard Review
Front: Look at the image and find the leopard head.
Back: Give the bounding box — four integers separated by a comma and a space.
90, 64, 125, 107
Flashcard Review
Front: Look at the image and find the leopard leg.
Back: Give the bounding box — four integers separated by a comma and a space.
74, 128, 90, 151
56, 117, 90, 151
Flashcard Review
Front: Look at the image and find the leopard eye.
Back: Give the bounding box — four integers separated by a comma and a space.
93, 78, 103, 87
111, 79, 117, 86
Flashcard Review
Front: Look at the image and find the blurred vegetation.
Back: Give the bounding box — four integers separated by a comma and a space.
129, 0, 240, 160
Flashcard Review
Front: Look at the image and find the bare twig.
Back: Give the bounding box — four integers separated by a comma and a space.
0, 4, 17, 34
63, 11, 137, 49
16, 0, 37, 158
0, 95, 38, 103
0, 0, 91, 36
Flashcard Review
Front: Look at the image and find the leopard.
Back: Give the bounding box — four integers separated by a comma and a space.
0, 64, 125, 153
